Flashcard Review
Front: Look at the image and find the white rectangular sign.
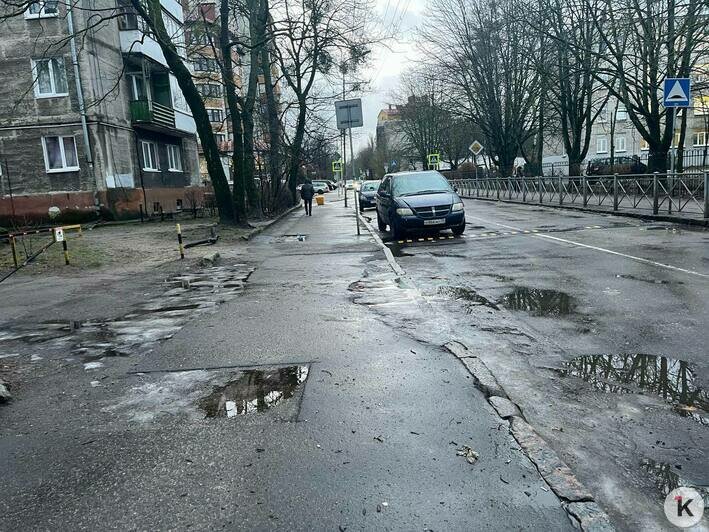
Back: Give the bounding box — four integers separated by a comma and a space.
53, 227, 65, 242
335, 98, 363, 129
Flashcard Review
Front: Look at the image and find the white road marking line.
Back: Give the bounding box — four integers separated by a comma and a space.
465, 214, 709, 279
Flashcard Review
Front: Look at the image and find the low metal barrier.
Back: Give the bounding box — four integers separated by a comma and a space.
450, 173, 709, 219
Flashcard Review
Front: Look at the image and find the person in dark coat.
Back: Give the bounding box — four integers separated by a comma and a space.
300, 179, 315, 216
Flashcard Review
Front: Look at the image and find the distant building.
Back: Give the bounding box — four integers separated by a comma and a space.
376, 104, 409, 171
0, 0, 203, 222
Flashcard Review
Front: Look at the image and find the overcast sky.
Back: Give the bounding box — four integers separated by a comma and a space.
348, 0, 426, 152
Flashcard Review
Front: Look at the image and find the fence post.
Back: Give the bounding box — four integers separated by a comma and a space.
582, 177, 588, 207
508, 176, 512, 200
653, 172, 659, 215
704, 171, 709, 219
613, 174, 619, 211
10, 236, 19, 269
522, 177, 527, 202
558, 176, 563, 205
538, 176, 543, 204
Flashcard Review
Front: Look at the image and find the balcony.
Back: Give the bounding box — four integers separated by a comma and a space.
130, 100, 176, 130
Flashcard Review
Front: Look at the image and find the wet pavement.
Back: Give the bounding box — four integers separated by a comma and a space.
367, 199, 709, 530
0, 200, 574, 531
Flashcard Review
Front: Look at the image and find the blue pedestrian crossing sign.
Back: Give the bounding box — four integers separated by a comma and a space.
663, 78, 691, 107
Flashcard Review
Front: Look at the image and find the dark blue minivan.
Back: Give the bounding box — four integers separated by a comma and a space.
375, 171, 465, 239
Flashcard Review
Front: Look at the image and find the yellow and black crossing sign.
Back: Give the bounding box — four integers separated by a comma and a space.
332, 160, 343, 173
427, 153, 440, 170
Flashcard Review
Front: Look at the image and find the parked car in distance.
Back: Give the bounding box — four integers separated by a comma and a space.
586, 156, 647, 175
358, 180, 381, 212
375, 171, 465, 239
311, 180, 330, 194
345, 180, 355, 190
325, 180, 337, 190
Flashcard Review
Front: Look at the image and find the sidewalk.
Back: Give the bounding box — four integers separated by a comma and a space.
0, 198, 573, 530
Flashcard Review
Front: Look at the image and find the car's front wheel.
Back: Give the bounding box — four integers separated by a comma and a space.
452, 223, 465, 236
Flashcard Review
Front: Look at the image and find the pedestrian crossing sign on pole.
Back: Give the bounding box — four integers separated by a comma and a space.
663, 78, 691, 107
427, 153, 440, 170
332, 160, 342, 173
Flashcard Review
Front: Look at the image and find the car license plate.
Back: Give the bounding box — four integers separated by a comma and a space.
424, 218, 445, 225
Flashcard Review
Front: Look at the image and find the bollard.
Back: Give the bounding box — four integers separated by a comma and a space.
704, 171, 709, 219
582, 177, 588, 207
522, 177, 527, 202
354, 190, 361, 236
176, 223, 185, 259
613, 174, 619, 211
10, 236, 19, 269
652, 173, 659, 214
62, 240, 69, 265
558, 176, 563, 205
139, 203, 144, 223
538, 176, 543, 204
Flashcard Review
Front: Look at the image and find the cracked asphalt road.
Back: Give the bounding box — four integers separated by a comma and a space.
367, 198, 708, 531
0, 200, 575, 530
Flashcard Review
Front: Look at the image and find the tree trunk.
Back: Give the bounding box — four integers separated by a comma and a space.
136, 0, 235, 223
220, 0, 247, 224
259, 28, 282, 211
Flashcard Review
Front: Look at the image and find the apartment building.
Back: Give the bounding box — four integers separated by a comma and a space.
0, 0, 202, 223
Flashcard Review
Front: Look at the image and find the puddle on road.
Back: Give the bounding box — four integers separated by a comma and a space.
279, 234, 307, 242
439, 286, 499, 310
559, 354, 709, 419
640, 458, 709, 499
199, 365, 309, 417
499, 286, 575, 316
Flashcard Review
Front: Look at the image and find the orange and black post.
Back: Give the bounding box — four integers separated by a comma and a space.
176, 223, 185, 259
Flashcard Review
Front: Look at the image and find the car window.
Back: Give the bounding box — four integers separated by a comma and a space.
379, 177, 390, 194
361, 181, 380, 191
391, 172, 452, 196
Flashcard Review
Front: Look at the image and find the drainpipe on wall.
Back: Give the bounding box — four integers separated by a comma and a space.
66, 4, 93, 168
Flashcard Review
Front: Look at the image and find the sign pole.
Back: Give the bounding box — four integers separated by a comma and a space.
342, 130, 348, 208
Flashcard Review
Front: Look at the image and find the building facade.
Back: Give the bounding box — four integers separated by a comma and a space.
0, 0, 203, 223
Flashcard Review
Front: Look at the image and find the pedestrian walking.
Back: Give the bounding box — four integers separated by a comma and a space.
300, 179, 315, 216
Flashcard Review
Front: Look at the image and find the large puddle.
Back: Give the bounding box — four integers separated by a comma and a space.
199, 365, 309, 417
559, 354, 708, 420
499, 286, 575, 316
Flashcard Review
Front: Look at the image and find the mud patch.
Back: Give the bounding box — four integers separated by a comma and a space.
559, 354, 708, 418
438, 286, 499, 310
499, 286, 575, 316
199, 365, 309, 418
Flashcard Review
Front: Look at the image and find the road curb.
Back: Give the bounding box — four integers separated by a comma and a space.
443, 341, 615, 531
357, 212, 405, 276
461, 195, 708, 227
241, 204, 302, 241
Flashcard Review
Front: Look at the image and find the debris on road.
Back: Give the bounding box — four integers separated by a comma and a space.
0, 378, 11, 402
456, 445, 479, 465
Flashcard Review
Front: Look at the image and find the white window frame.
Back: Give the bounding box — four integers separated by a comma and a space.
128, 74, 150, 101
41, 135, 80, 173
206, 108, 223, 123
24, 0, 58, 19
596, 136, 608, 154
166, 144, 182, 172
693, 131, 707, 147
31, 58, 68, 98
616, 106, 627, 121
141, 140, 159, 171
616, 136, 627, 152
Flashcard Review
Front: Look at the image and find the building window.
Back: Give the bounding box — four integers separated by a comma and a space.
206, 108, 223, 122
42, 136, 79, 172
25, 0, 58, 18
176, 198, 183, 212
616, 105, 627, 121
193, 57, 218, 72
117, 0, 138, 30
693, 96, 709, 116
192, 32, 211, 46
693, 131, 708, 147
152, 201, 161, 213
167, 144, 182, 171
197, 83, 222, 98
141, 140, 159, 171
616, 136, 627, 152
640, 139, 649, 151
128, 74, 148, 100
596, 136, 608, 154
214, 133, 226, 145
32, 58, 68, 98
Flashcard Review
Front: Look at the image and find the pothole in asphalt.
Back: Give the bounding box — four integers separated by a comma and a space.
558, 354, 708, 421
439, 286, 499, 310
616, 274, 683, 285
498, 286, 575, 316
640, 458, 709, 498
199, 365, 309, 418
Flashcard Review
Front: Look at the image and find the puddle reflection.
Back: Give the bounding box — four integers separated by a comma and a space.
499, 286, 575, 316
199, 365, 309, 418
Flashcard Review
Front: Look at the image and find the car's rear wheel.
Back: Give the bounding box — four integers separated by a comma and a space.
452, 223, 465, 236
377, 213, 386, 231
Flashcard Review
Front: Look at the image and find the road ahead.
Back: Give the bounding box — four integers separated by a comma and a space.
367, 198, 709, 531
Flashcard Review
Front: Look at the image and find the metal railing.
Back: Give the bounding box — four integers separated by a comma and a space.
449, 173, 709, 219
129, 99, 176, 129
